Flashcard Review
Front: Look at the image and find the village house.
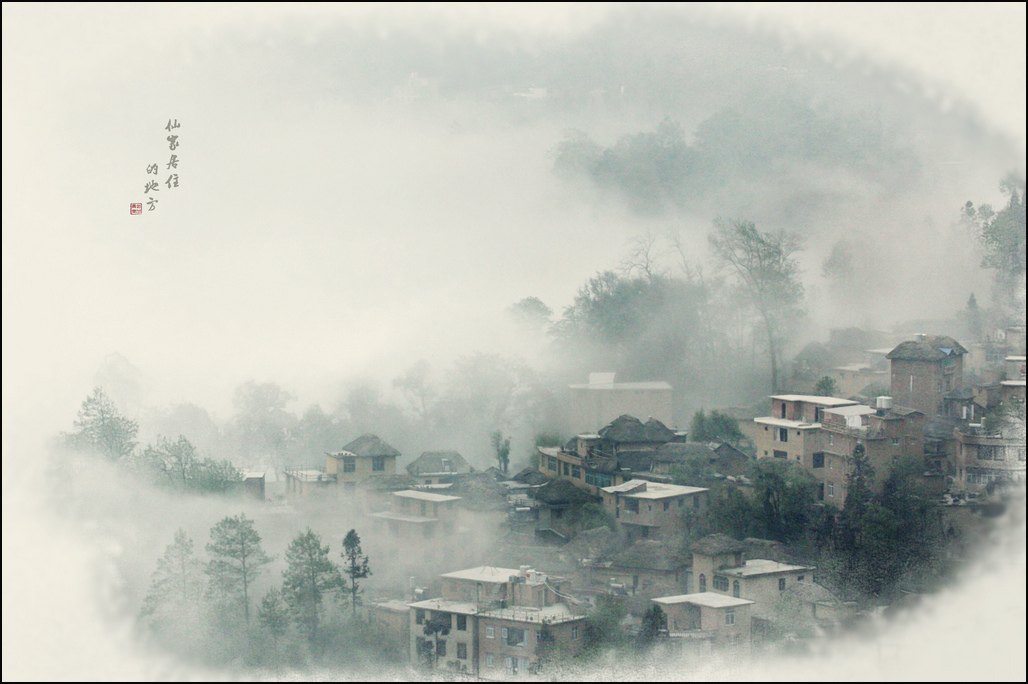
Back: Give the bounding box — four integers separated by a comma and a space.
953, 418, 1027, 491
887, 335, 968, 419
816, 398, 926, 502
538, 414, 686, 494
326, 434, 401, 488
651, 441, 750, 479
600, 479, 708, 542
368, 489, 465, 570
652, 592, 754, 651
406, 450, 473, 485
568, 372, 674, 433
754, 395, 857, 465
408, 565, 586, 677
690, 534, 813, 618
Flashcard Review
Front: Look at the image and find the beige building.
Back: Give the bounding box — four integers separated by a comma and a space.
754, 394, 856, 464
690, 535, 813, 617
652, 592, 754, 648
954, 421, 1027, 491
600, 479, 708, 542
369, 489, 466, 571
569, 372, 674, 433
326, 434, 400, 488
408, 566, 585, 677
283, 433, 401, 497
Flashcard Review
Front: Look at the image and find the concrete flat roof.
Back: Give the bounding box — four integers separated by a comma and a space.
654, 592, 754, 608
479, 603, 582, 624
602, 479, 707, 499
824, 405, 876, 417
441, 566, 523, 584
394, 489, 461, 503
770, 395, 860, 406
719, 559, 813, 577
754, 417, 820, 429
408, 598, 479, 615
369, 511, 436, 524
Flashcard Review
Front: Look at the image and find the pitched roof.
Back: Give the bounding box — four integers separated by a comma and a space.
532, 478, 596, 506
406, 450, 470, 476
654, 442, 717, 463
335, 434, 401, 458
887, 336, 968, 361
691, 534, 747, 556
598, 415, 676, 444
512, 467, 550, 486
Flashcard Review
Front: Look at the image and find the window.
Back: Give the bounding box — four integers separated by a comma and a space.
547, 456, 557, 471
829, 433, 834, 446
774, 450, 787, 459
501, 627, 508, 640
441, 458, 451, 472
343, 457, 356, 473
625, 499, 639, 513
571, 626, 579, 641
372, 456, 386, 472
416, 610, 425, 625
571, 466, 582, 479
486, 654, 495, 668
699, 574, 706, 592
563, 462, 570, 476
506, 627, 526, 647
732, 580, 740, 598
457, 642, 467, 660
778, 428, 789, 443
486, 626, 495, 639
713, 576, 729, 592
798, 575, 805, 582
725, 611, 735, 625
457, 615, 467, 631
436, 640, 446, 657
663, 501, 670, 511
778, 578, 786, 591
827, 482, 835, 498
891, 438, 900, 446
812, 453, 825, 469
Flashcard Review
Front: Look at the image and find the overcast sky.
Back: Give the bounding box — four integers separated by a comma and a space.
3, 4, 1025, 681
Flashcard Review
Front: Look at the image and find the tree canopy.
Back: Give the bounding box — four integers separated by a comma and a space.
66, 386, 138, 460
282, 528, 344, 640
205, 514, 272, 623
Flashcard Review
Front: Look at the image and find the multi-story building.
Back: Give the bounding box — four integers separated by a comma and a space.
326, 434, 400, 488
816, 398, 926, 503
538, 414, 686, 494
600, 479, 708, 542
754, 395, 857, 464
652, 592, 754, 649
690, 534, 813, 615
369, 489, 464, 571
569, 372, 674, 433
953, 420, 1027, 491
887, 335, 968, 419
408, 565, 586, 677
285, 433, 402, 497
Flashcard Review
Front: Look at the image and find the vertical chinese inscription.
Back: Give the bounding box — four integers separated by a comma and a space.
132, 118, 182, 214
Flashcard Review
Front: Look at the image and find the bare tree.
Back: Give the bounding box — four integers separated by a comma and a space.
709, 219, 803, 393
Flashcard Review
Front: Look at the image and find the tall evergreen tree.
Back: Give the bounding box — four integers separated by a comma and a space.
282, 528, 344, 640
66, 386, 138, 460
341, 529, 372, 619
205, 514, 271, 623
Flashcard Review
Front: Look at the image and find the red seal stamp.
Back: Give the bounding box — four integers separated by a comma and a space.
130, 203, 142, 215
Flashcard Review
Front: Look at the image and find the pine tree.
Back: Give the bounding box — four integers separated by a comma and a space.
282, 528, 344, 640
205, 514, 271, 623
341, 529, 372, 619
141, 529, 204, 625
